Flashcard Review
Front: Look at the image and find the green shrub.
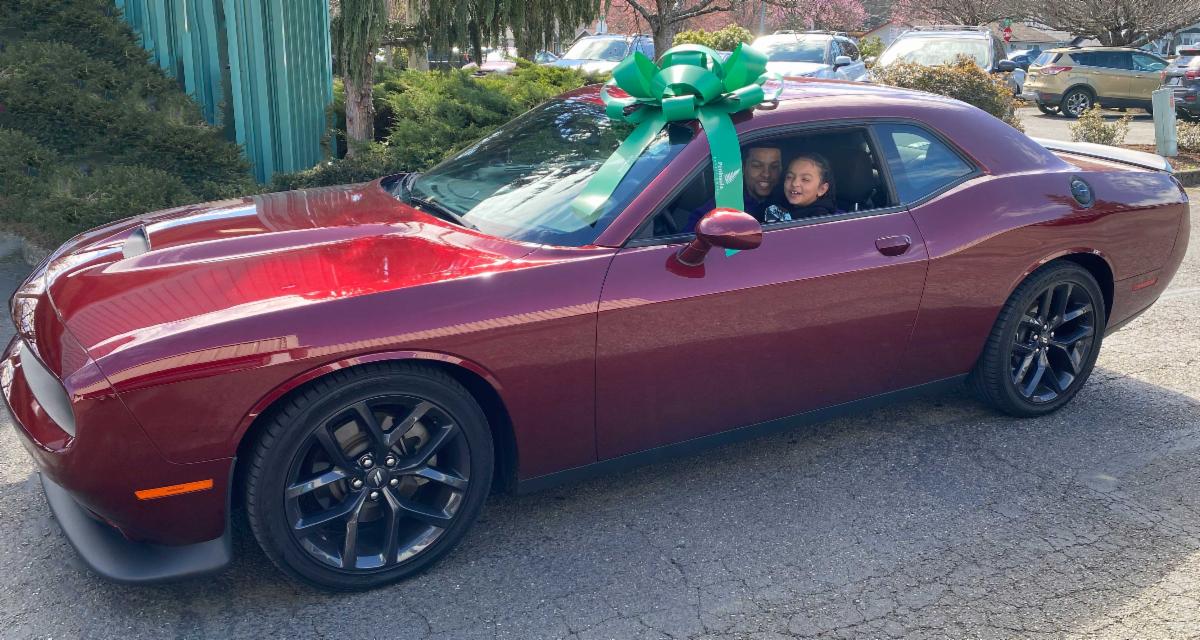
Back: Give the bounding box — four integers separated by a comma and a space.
1069, 105, 1131, 146
872, 56, 1023, 131
859, 36, 883, 62
673, 25, 754, 52
0, 0, 255, 244
270, 62, 594, 190
1179, 121, 1200, 152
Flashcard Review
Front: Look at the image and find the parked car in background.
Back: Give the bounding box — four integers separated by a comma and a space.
1022, 47, 1169, 117
875, 26, 1023, 94
547, 34, 652, 74
750, 31, 868, 81
1167, 50, 1200, 120
476, 47, 517, 74
1007, 47, 1042, 71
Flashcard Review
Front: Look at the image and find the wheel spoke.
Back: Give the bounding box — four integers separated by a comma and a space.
353, 401, 387, 449
286, 467, 351, 499
1061, 303, 1092, 324
391, 491, 453, 528
1049, 340, 1083, 374
341, 496, 367, 569
410, 466, 468, 491
380, 490, 403, 565
1019, 313, 1041, 328
1013, 352, 1036, 386
399, 422, 459, 469
1051, 283, 1073, 326
312, 425, 354, 469
1057, 324, 1095, 346
1037, 287, 1053, 322
294, 491, 365, 532
1013, 342, 1036, 356
385, 401, 434, 451
1022, 353, 1048, 397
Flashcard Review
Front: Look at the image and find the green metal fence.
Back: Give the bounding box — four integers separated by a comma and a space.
114, 0, 333, 182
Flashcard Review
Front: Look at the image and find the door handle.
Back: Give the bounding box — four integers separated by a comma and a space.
875, 235, 912, 256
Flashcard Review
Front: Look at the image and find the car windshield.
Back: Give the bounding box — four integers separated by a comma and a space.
398, 98, 692, 246
563, 38, 629, 61
878, 37, 990, 69
755, 37, 826, 63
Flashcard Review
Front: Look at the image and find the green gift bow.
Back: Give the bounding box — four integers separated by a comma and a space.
570, 43, 783, 223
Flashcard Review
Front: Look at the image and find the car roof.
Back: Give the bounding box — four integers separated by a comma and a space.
754, 33, 834, 41
578, 34, 649, 41
1047, 46, 1142, 53
896, 29, 991, 39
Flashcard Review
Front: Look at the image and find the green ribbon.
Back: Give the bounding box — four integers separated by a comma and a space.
571, 43, 783, 223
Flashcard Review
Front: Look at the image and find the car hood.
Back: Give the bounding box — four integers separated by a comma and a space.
765, 61, 828, 77
550, 58, 620, 73
40, 180, 539, 362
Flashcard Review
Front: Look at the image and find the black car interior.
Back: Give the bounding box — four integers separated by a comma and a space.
639, 127, 894, 240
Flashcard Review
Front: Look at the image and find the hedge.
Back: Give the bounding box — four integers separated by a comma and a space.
0, 0, 254, 244
872, 56, 1023, 131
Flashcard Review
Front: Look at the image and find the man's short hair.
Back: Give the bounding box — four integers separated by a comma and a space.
743, 144, 782, 160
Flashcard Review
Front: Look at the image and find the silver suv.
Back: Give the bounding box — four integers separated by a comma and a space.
875, 26, 1022, 93
750, 31, 868, 81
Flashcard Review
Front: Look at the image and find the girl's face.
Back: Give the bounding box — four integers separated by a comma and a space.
784, 158, 829, 207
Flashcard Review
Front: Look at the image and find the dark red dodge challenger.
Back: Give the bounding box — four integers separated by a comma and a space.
4, 80, 1189, 590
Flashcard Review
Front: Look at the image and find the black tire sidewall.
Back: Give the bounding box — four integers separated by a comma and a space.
247, 366, 494, 591
993, 265, 1106, 416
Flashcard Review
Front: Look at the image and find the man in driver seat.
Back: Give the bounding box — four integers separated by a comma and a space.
687, 144, 783, 231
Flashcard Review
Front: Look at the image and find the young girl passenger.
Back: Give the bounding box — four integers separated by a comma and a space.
762, 152, 838, 223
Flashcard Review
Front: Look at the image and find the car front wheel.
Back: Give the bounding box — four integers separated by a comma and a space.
245, 362, 494, 590
970, 262, 1105, 417
1060, 88, 1093, 118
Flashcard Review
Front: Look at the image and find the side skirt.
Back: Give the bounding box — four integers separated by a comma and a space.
517, 375, 969, 494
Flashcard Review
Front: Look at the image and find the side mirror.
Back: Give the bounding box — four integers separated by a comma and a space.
833, 55, 853, 69
676, 209, 763, 266
996, 60, 1017, 73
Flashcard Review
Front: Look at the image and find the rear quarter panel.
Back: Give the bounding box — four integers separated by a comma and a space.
901, 163, 1186, 385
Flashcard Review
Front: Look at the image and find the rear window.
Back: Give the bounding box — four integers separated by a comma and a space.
1033, 51, 1059, 66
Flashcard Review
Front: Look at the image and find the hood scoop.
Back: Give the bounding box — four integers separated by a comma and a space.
121, 226, 151, 259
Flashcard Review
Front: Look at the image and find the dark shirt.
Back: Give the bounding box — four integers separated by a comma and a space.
686, 189, 776, 232
763, 191, 838, 223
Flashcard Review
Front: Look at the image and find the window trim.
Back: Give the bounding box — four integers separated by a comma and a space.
625, 119, 943, 248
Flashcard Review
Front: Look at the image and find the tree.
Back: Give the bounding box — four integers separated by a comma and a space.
1031, 0, 1200, 47
604, 1, 750, 59
405, 0, 600, 66
335, 0, 388, 157
889, 0, 1011, 26
761, 0, 868, 32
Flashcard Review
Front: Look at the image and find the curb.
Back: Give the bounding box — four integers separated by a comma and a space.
0, 233, 51, 268
1176, 169, 1200, 188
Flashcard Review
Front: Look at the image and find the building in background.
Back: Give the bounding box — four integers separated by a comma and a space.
116, 0, 334, 183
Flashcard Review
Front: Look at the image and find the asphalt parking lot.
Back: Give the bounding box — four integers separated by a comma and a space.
1017, 105, 1157, 145
2, 192, 1200, 639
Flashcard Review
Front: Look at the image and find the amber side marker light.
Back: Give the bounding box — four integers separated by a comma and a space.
135, 479, 213, 500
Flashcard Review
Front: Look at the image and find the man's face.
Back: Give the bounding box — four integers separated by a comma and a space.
744, 147, 782, 199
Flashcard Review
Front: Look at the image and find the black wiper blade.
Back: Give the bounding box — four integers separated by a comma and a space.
408, 195, 478, 231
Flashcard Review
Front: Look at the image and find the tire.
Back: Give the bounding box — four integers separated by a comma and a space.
1060, 88, 1094, 118
245, 362, 494, 591
1037, 102, 1059, 116
970, 262, 1106, 418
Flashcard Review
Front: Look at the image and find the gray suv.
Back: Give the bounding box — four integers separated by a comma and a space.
875, 26, 1022, 93
1166, 49, 1199, 120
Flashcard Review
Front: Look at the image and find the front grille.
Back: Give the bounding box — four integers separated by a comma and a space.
19, 342, 77, 437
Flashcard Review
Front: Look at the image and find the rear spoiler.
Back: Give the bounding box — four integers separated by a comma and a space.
1032, 137, 1173, 173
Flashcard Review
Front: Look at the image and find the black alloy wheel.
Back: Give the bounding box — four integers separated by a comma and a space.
971, 262, 1106, 417
246, 363, 493, 590
1008, 281, 1096, 404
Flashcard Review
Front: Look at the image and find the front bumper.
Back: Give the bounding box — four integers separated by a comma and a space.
39, 471, 231, 583
3, 334, 235, 582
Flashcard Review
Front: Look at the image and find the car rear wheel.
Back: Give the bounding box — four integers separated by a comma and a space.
245, 362, 493, 591
1060, 88, 1094, 118
970, 262, 1105, 417
1036, 102, 1059, 115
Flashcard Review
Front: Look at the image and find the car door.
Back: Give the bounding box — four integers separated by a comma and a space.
1096, 50, 1134, 100
1130, 52, 1167, 101
593, 126, 930, 460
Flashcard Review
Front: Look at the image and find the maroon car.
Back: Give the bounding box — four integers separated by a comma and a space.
3, 80, 1189, 590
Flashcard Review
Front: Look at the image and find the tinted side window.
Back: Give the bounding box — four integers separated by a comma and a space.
875, 123, 974, 203
1096, 51, 1131, 69
635, 40, 654, 57
841, 39, 859, 59
1132, 53, 1166, 71
1071, 52, 1095, 66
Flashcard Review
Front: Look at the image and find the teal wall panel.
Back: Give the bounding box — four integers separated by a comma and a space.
115, 0, 333, 182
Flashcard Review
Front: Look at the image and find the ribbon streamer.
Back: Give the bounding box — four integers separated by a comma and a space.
571, 43, 783, 223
